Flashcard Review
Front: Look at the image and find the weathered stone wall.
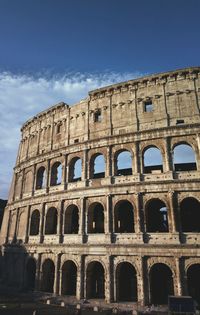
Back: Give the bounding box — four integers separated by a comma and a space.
1, 67, 200, 306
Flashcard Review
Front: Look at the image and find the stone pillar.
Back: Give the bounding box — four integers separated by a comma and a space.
39, 203, 46, 243
83, 149, 88, 182
106, 146, 112, 178
133, 141, 140, 174
54, 254, 61, 294
105, 256, 112, 302
59, 267, 62, 295
168, 191, 177, 233
14, 208, 19, 241
174, 257, 183, 296
164, 137, 172, 172
26, 135, 30, 159
105, 194, 111, 235
46, 159, 51, 192
138, 256, 145, 306
63, 154, 68, 189
25, 205, 31, 243
58, 200, 64, 243
20, 169, 25, 199
79, 197, 86, 240
31, 164, 36, 196
134, 193, 142, 233
35, 253, 42, 290
50, 115, 55, 150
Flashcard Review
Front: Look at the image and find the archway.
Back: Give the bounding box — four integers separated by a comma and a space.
115, 150, 132, 176
64, 205, 79, 234
50, 162, 62, 186
90, 154, 105, 179
145, 199, 169, 232
61, 261, 77, 296
69, 157, 82, 182
150, 263, 174, 305
173, 143, 197, 171
114, 200, 134, 233
30, 210, 40, 235
116, 262, 137, 302
26, 258, 36, 290
36, 166, 46, 189
41, 259, 55, 293
86, 261, 105, 299
187, 264, 200, 305
143, 146, 163, 173
180, 198, 200, 232
45, 207, 57, 235
88, 203, 104, 233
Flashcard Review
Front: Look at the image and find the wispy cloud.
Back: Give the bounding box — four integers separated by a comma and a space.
0, 70, 143, 199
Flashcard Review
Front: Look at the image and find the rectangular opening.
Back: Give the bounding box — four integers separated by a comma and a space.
94, 110, 102, 122
144, 101, 153, 112
74, 139, 79, 143
176, 119, 184, 125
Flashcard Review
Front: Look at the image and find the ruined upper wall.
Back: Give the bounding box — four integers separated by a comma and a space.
17, 67, 200, 165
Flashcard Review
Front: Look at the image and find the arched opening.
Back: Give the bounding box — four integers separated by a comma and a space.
145, 199, 169, 232
86, 261, 105, 299
30, 210, 40, 236
187, 264, 200, 305
150, 263, 174, 305
143, 146, 163, 174
45, 207, 57, 235
50, 162, 62, 186
61, 260, 77, 296
41, 259, 55, 293
26, 258, 36, 290
116, 262, 137, 302
64, 205, 79, 234
69, 157, 82, 182
114, 200, 134, 233
173, 143, 197, 171
36, 166, 46, 189
180, 198, 200, 232
87, 203, 104, 233
91, 154, 105, 179
115, 150, 132, 176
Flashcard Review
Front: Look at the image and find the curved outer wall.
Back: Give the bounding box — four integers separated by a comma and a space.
1, 67, 200, 305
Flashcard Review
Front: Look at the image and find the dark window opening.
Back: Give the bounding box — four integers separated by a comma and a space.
41, 259, 55, 293
50, 162, 62, 186
64, 205, 79, 234
116, 262, 137, 302
173, 143, 197, 172
116, 150, 132, 176
61, 261, 77, 296
30, 210, 40, 236
94, 110, 102, 122
88, 203, 104, 234
143, 146, 163, 174
114, 200, 134, 233
180, 197, 200, 232
150, 263, 174, 305
56, 124, 61, 134
36, 167, 46, 190
176, 119, 185, 125
45, 207, 57, 235
146, 199, 169, 233
144, 101, 153, 112
69, 158, 82, 182
86, 262, 105, 299
187, 264, 200, 306
74, 139, 79, 143
91, 154, 105, 179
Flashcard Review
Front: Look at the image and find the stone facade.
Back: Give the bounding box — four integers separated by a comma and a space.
1, 67, 200, 306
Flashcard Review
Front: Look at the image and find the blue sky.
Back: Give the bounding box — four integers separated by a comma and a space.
0, 0, 199, 199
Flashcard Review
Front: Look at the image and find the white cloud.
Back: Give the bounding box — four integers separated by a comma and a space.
0, 70, 143, 199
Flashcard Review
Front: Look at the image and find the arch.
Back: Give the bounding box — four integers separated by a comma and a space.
116, 262, 137, 302
30, 210, 40, 236
90, 153, 105, 179
26, 258, 36, 290
64, 205, 79, 234
143, 146, 163, 174
173, 143, 197, 171
36, 166, 46, 189
115, 150, 132, 176
69, 157, 82, 182
86, 261, 105, 299
50, 162, 62, 186
145, 199, 169, 232
87, 202, 104, 233
61, 260, 77, 296
114, 200, 134, 233
41, 259, 55, 293
45, 207, 57, 235
150, 263, 174, 305
187, 264, 200, 305
180, 197, 200, 232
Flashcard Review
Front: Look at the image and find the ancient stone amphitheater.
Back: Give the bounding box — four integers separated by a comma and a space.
1, 67, 200, 307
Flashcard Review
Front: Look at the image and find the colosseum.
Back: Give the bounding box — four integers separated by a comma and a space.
1, 66, 200, 308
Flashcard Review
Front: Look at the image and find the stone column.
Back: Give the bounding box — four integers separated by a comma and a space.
25, 205, 31, 243
164, 137, 172, 172
138, 256, 145, 306
175, 257, 183, 296
20, 169, 25, 199
105, 194, 111, 235
133, 141, 140, 174
35, 253, 42, 290
106, 146, 112, 178
83, 148, 88, 183
26, 135, 30, 159
168, 191, 177, 233
58, 200, 64, 243
54, 254, 61, 294
39, 203, 46, 243
134, 193, 142, 233
79, 197, 86, 241
31, 164, 36, 196
63, 154, 68, 189
46, 159, 51, 192
105, 256, 112, 302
